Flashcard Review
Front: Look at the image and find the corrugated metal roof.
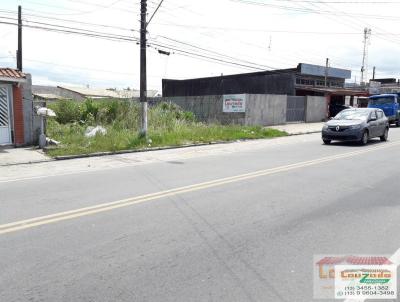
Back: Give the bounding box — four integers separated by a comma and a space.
58, 86, 159, 99
0, 68, 26, 79
59, 86, 120, 98
33, 93, 64, 100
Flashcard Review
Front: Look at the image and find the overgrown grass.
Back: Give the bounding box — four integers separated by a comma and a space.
46, 100, 286, 157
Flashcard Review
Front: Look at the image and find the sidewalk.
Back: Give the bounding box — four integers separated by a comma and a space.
0, 123, 323, 167
268, 122, 323, 135
0, 147, 51, 166
0, 134, 319, 182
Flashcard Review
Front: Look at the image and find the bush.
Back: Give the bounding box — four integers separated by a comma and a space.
50, 99, 194, 127
51, 100, 82, 124
81, 99, 99, 122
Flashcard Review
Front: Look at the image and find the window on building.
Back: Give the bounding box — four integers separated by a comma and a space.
301, 79, 314, 85
330, 81, 342, 88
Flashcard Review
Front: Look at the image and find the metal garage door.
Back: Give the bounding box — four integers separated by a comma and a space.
287, 96, 306, 122
0, 85, 11, 145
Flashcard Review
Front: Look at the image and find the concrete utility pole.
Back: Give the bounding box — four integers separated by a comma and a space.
17, 5, 22, 71
360, 28, 372, 86
372, 66, 376, 80
325, 58, 329, 87
140, 0, 148, 137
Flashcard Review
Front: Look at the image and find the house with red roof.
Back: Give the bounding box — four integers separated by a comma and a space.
0, 68, 37, 146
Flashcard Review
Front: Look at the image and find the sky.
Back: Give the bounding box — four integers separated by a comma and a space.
1, 0, 400, 92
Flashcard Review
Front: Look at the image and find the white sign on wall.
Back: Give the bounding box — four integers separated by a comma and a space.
223, 94, 246, 113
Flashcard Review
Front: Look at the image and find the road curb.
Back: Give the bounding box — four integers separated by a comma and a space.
0, 159, 54, 167
286, 130, 321, 136
52, 140, 238, 161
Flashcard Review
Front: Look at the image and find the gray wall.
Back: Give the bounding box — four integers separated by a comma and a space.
245, 94, 287, 126
166, 94, 287, 126
165, 95, 245, 125
164, 94, 327, 126
22, 74, 42, 145
305, 96, 327, 122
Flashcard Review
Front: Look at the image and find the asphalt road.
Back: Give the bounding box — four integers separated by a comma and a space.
1, 129, 400, 302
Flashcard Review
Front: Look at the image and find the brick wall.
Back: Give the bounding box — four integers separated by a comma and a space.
12, 84, 24, 145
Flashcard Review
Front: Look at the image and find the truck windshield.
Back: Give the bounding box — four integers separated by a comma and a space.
369, 97, 395, 105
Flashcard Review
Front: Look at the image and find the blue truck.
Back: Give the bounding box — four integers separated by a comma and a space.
368, 94, 400, 127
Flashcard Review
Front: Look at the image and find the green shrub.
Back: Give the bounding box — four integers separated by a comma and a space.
50, 100, 82, 124
81, 99, 99, 122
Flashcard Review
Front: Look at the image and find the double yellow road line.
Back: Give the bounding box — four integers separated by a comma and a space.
2, 140, 400, 235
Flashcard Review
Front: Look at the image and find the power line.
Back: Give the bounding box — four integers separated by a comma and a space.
152, 22, 400, 35
0, 20, 140, 43
0, 17, 273, 71
0, 15, 360, 77
0, 14, 284, 70
0, 5, 370, 75
230, 0, 400, 21
21, 0, 131, 16
25, 13, 137, 32
264, 0, 400, 3
147, 0, 165, 26
151, 35, 277, 70
0, 6, 373, 82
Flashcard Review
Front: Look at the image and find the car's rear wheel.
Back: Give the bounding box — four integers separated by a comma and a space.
323, 139, 331, 145
380, 128, 389, 141
360, 131, 369, 145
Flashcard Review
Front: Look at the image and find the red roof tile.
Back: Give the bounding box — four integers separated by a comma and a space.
317, 257, 346, 265
0, 68, 26, 79
316, 256, 393, 266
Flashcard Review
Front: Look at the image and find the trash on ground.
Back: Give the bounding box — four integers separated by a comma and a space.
85, 126, 107, 138
46, 138, 60, 145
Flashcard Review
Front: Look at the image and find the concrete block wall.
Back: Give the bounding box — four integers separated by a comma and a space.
22, 74, 39, 145
245, 94, 287, 126
165, 95, 246, 125
305, 96, 328, 123
165, 94, 287, 126
161, 94, 327, 126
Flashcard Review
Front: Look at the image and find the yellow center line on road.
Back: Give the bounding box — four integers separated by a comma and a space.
2, 140, 400, 235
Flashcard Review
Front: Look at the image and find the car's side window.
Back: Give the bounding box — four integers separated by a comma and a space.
370, 111, 377, 120
377, 111, 383, 119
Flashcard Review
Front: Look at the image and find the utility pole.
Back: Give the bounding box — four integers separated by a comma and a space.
360, 28, 372, 86
325, 58, 329, 87
17, 5, 22, 71
372, 66, 376, 80
139, 0, 147, 137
